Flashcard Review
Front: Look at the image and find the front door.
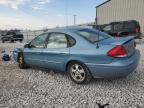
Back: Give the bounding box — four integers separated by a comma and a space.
23, 33, 48, 67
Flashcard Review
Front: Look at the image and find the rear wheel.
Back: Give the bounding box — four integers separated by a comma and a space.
18, 54, 27, 69
10, 39, 14, 43
68, 62, 92, 84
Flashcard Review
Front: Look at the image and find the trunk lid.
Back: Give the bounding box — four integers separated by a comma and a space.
100, 36, 136, 57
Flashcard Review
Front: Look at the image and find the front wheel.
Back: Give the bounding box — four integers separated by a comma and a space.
18, 54, 27, 69
67, 62, 92, 84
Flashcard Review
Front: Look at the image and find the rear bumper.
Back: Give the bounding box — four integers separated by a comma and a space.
86, 50, 140, 78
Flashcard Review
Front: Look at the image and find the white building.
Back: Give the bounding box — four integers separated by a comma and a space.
96, 0, 144, 33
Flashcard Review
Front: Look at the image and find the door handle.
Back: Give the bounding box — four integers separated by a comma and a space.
59, 52, 68, 54
37, 52, 41, 54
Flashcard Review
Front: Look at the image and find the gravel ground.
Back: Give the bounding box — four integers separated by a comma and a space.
0, 40, 144, 108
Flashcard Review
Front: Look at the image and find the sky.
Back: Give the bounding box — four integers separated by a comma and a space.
0, 0, 106, 30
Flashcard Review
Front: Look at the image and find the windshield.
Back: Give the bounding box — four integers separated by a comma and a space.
77, 29, 110, 43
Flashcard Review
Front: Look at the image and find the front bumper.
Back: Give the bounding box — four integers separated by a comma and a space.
13, 48, 22, 62
86, 50, 140, 78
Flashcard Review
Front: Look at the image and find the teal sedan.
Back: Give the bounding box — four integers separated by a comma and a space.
13, 27, 140, 84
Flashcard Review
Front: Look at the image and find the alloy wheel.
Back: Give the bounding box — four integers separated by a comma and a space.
70, 64, 86, 82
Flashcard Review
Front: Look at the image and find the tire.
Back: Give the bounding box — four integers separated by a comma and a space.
67, 62, 92, 84
9, 38, 14, 43
19, 40, 23, 43
2, 40, 5, 43
18, 53, 27, 69
10, 40, 14, 43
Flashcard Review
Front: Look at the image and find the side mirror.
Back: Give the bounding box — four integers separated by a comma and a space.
24, 44, 30, 48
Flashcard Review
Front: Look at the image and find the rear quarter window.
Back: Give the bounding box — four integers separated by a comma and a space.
67, 35, 76, 47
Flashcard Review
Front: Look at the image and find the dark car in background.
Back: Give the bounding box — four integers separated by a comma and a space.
1, 30, 24, 43
95, 20, 141, 39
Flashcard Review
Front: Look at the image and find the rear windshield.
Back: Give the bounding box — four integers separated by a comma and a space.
77, 29, 110, 43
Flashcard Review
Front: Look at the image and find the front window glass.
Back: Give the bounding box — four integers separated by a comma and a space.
77, 29, 110, 43
30, 33, 48, 48
47, 33, 67, 49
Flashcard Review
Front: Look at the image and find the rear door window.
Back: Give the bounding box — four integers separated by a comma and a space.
47, 33, 68, 49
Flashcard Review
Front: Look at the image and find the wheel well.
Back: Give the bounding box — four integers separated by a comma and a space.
65, 60, 93, 80
65, 60, 84, 71
17, 53, 21, 62
17, 51, 23, 62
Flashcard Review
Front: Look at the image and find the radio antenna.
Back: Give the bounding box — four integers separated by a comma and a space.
96, 29, 100, 49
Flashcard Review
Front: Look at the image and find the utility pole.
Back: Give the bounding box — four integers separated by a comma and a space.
73, 14, 77, 25
65, 0, 68, 27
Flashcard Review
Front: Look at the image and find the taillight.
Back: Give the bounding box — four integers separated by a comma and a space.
135, 28, 140, 33
107, 45, 127, 58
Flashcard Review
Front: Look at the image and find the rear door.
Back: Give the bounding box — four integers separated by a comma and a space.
43, 33, 70, 71
23, 33, 48, 67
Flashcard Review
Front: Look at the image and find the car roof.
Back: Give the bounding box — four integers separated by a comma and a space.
46, 26, 96, 33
